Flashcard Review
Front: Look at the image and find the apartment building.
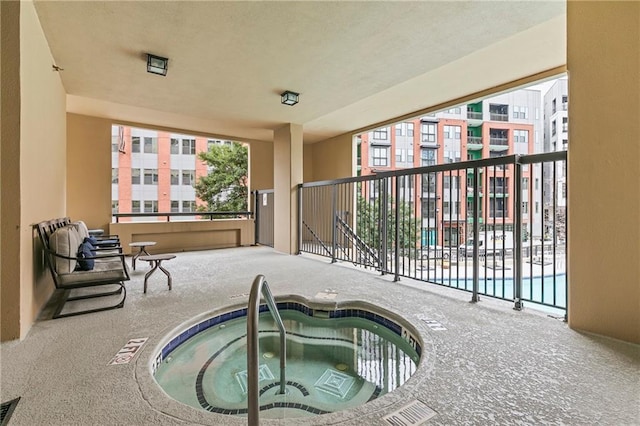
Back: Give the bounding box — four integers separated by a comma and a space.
359, 89, 544, 247
111, 125, 232, 221
543, 78, 569, 241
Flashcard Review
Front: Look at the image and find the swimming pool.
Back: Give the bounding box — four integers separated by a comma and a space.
151, 300, 422, 419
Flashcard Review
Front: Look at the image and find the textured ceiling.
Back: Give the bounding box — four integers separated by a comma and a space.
34, 1, 566, 143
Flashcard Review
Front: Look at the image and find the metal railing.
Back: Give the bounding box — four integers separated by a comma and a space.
112, 211, 252, 222
299, 152, 568, 316
247, 275, 286, 426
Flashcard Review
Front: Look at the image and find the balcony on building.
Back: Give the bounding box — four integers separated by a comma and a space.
466, 102, 484, 126
489, 129, 509, 151
467, 135, 483, 150
489, 103, 509, 121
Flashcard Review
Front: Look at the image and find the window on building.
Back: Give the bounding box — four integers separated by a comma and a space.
562, 117, 568, 132
443, 125, 461, 140
489, 177, 508, 193
132, 200, 141, 213
131, 136, 141, 153
421, 122, 436, 143
144, 200, 158, 213
170, 170, 179, 185
551, 120, 557, 136
407, 123, 414, 137
522, 201, 529, 214
182, 170, 195, 186
407, 150, 414, 164
443, 175, 460, 189
207, 139, 232, 151
490, 198, 507, 217
489, 104, 509, 121
171, 201, 179, 213
372, 147, 388, 166
522, 177, 529, 190
170, 138, 180, 154
552, 99, 557, 114
562, 139, 568, 150
422, 174, 437, 194
395, 124, 403, 136
395, 148, 403, 163
143, 137, 158, 154
372, 127, 388, 140
143, 169, 158, 185
421, 198, 437, 219
535, 178, 539, 190
446, 107, 461, 114
112, 201, 119, 214
131, 168, 141, 185
111, 168, 118, 184
535, 201, 539, 214
514, 130, 529, 143
182, 201, 196, 212
421, 148, 436, 166
514, 105, 528, 119
562, 183, 567, 199
562, 95, 568, 110
111, 137, 119, 153
182, 139, 196, 155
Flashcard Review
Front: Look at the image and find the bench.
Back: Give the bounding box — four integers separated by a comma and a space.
36, 218, 130, 318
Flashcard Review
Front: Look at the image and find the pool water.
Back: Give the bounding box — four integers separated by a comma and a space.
154, 309, 420, 418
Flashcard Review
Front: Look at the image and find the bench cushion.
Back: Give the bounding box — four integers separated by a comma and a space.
49, 225, 81, 274
56, 262, 128, 286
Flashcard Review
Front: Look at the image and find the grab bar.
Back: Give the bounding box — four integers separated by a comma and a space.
247, 275, 286, 426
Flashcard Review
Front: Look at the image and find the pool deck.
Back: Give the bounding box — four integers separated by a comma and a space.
1, 246, 639, 425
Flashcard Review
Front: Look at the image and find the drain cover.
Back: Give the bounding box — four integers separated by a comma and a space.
1, 397, 20, 426
382, 399, 436, 425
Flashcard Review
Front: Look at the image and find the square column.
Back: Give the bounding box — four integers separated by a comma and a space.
273, 123, 303, 254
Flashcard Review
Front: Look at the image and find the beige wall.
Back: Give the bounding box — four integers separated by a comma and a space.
1, 0, 22, 341
67, 114, 113, 230
110, 219, 254, 255
567, 1, 640, 343
308, 133, 354, 181
248, 140, 274, 190
0, 0, 68, 341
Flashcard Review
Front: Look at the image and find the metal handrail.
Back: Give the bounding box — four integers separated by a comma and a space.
247, 275, 286, 426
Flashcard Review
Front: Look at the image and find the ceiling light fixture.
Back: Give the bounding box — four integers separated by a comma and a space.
147, 53, 168, 76
281, 91, 299, 106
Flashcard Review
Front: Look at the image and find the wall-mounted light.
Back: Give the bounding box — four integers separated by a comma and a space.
147, 53, 168, 76
281, 91, 299, 106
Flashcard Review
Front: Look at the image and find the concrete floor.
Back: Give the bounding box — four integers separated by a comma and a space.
1, 246, 639, 425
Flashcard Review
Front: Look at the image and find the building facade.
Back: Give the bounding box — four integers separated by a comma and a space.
543, 78, 569, 242
111, 125, 233, 221
359, 89, 544, 247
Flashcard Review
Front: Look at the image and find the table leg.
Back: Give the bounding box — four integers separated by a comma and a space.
143, 260, 160, 293
132, 246, 150, 271
159, 263, 172, 290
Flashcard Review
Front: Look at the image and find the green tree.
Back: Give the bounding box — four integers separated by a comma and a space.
356, 193, 418, 255
195, 142, 248, 211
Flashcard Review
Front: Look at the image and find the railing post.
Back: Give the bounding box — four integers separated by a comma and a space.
394, 176, 400, 282
253, 190, 260, 246
380, 177, 388, 275
471, 167, 480, 302
513, 159, 524, 310
331, 184, 337, 263
297, 185, 302, 255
